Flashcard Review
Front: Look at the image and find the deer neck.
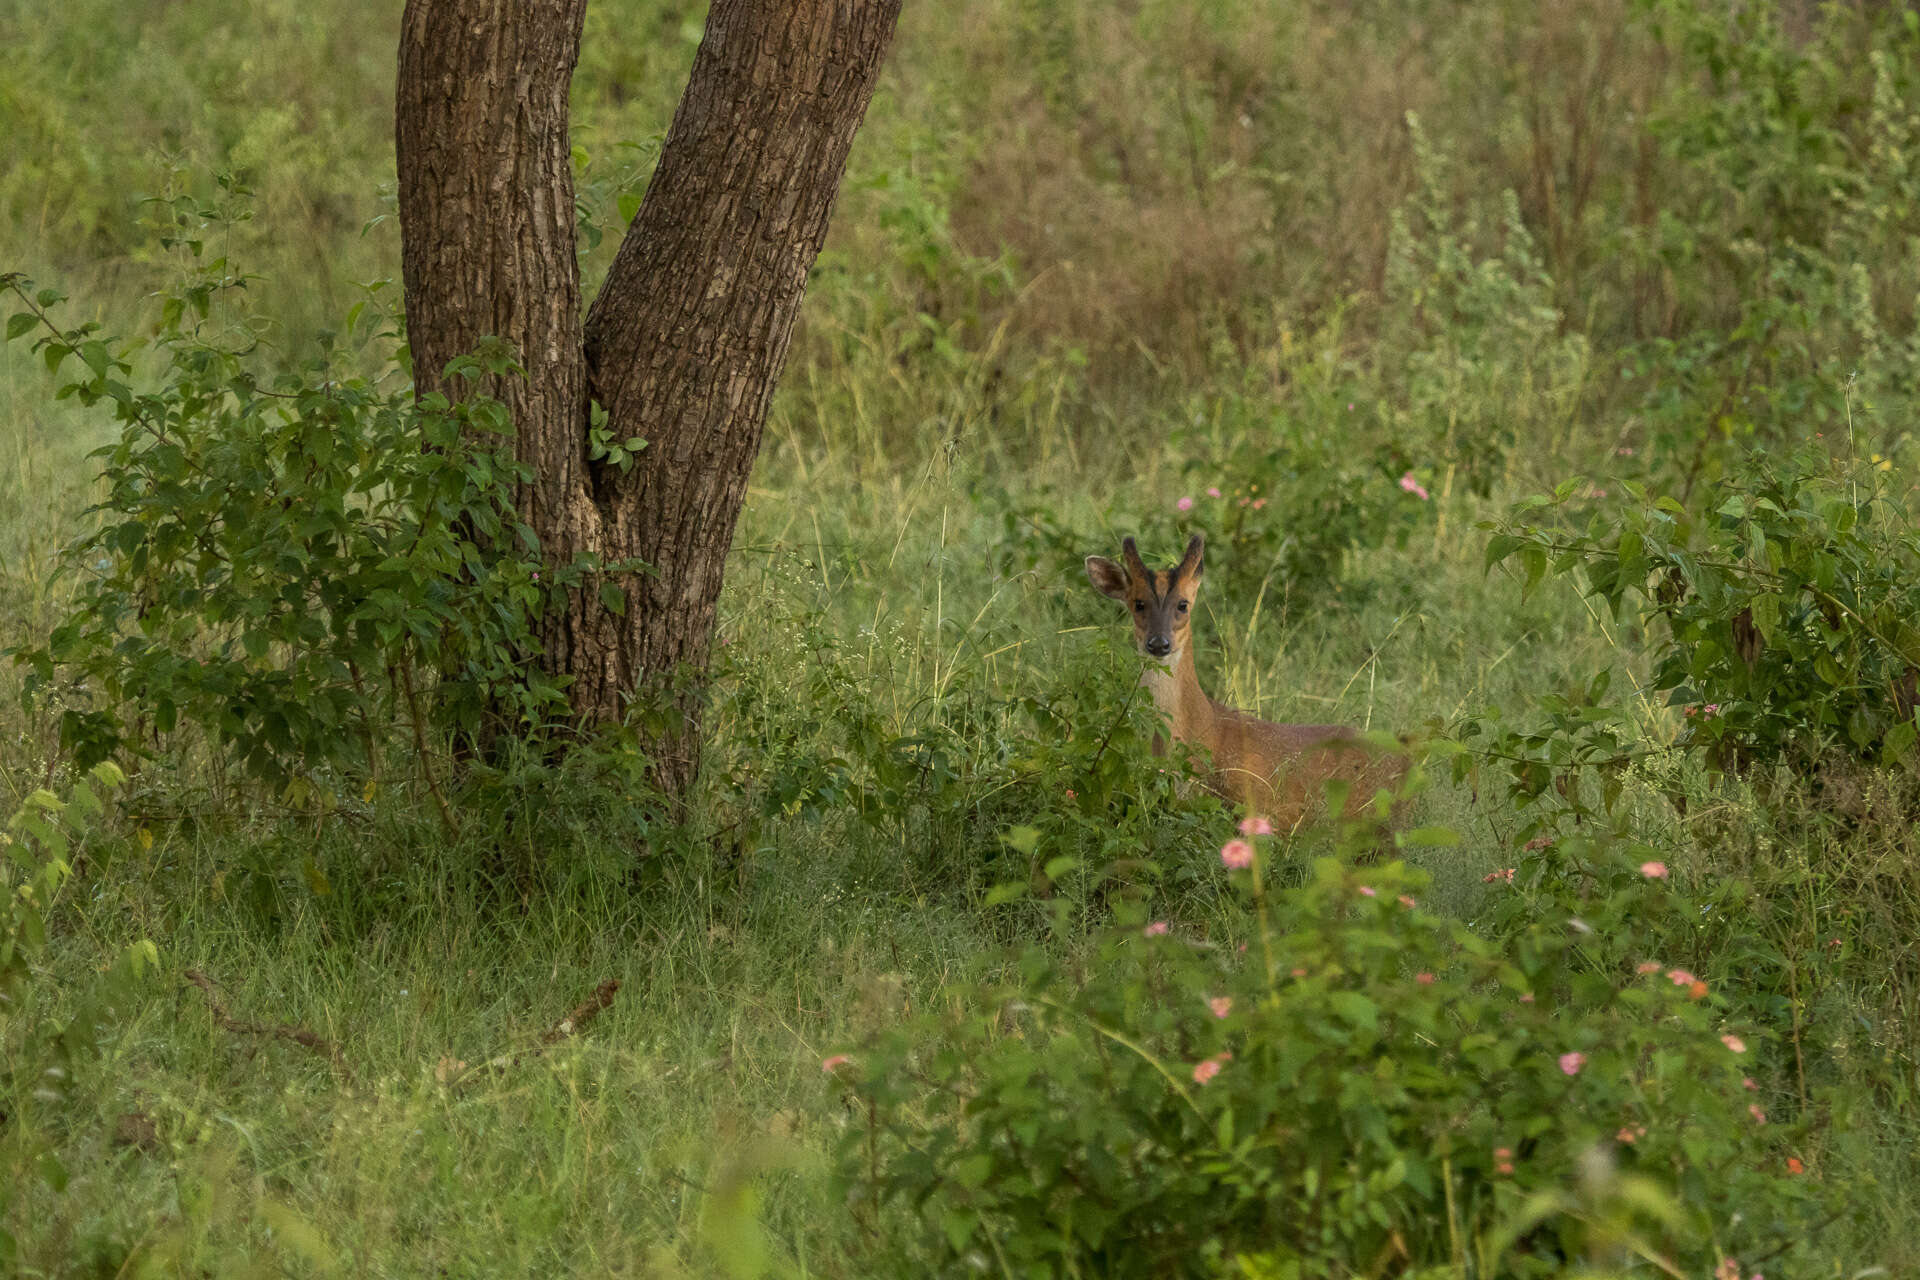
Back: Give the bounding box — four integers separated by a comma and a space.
1142, 644, 1215, 745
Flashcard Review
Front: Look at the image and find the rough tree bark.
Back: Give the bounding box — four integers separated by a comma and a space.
396, 0, 901, 795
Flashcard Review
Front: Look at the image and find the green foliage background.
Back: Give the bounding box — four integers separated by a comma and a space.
3, 0, 1920, 1274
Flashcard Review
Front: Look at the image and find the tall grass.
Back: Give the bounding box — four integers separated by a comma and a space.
4, 0, 1920, 1273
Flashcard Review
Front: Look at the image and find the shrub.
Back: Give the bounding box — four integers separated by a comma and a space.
3, 197, 625, 799
831, 828, 1847, 1277
1484, 446, 1920, 774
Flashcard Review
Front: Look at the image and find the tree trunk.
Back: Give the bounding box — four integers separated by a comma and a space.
395, 0, 901, 795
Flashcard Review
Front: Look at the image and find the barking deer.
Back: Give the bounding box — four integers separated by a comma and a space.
1085, 534, 1408, 830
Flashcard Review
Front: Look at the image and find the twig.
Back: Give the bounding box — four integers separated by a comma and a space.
447, 979, 622, 1087
183, 969, 353, 1083
538, 979, 621, 1047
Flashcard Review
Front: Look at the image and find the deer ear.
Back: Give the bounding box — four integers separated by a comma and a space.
1178, 533, 1205, 579
1085, 555, 1129, 600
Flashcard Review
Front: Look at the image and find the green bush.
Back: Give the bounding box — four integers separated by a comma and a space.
2, 195, 628, 798
1485, 446, 1920, 774
831, 824, 1845, 1278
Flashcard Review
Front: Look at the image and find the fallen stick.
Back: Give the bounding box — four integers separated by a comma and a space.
183, 969, 353, 1083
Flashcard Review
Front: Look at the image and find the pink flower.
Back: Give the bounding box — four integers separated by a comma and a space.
1715, 1260, 1742, 1280
1519, 992, 1535, 1003
1748, 1103, 1768, 1125
530, 571, 541, 581
1702, 703, 1721, 717
1357, 885, 1377, 898
1290, 967, 1307, 978
1238, 816, 1273, 836
1666, 969, 1698, 987
1721, 1034, 1747, 1054
1616, 1126, 1638, 1144
821, 1054, 853, 1074
1144, 921, 1170, 937
1616, 446, 1635, 456
1483, 867, 1516, 884
1559, 1051, 1587, 1076
1177, 496, 1194, 512
1397, 895, 1416, 909
1192, 1051, 1232, 1085
1251, 498, 1267, 510
1208, 996, 1233, 1019
1064, 788, 1076, 800
1415, 972, 1435, 985
1399, 472, 1430, 501
1220, 839, 1255, 870
1639, 860, 1668, 879
1207, 487, 1222, 498
1742, 1077, 1757, 1091
1635, 961, 1661, 974
1524, 834, 1554, 851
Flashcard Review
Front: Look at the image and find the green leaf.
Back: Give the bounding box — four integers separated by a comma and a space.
1329, 992, 1378, 1032
599, 583, 627, 616
5, 312, 35, 341
1000, 825, 1041, 856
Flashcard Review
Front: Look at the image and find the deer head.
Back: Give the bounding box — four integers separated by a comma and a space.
1085, 534, 1206, 661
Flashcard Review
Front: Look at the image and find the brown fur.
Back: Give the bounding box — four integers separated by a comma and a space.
1086, 534, 1408, 830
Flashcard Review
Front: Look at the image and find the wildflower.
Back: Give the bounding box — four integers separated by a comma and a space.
1616, 1127, 1637, 1144
1786, 1156, 1805, 1174
1558, 1051, 1587, 1076
1192, 1051, 1232, 1085
1616, 446, 1635, 456
1346, 402, 1355, 411
1716, 1259, 1742, 1280
1220, 839, 1255, 870
1524, 834, 1554, 851
821, 1054, 853, 1074
1743, 1077, 1757, 1091
1357, 885, 1377, 898
1398, 472, 1431, 501
1238, 816, 1273, 836
1483, 867, 1516, 884
1144, 921, 1170, 937
1064, 788, 1076, 800
1688, 980, 1708, 999
1748, 1103, 1767, 1125
1238, 497, 1251, 508
1493, 1146, 1515, 1175
1207, 487, 1222, 498
1721, 1034, 1747, 1054
1415, 972, 1435, 985
1519, 992, 1535, 1003
1639, 860, 1668, 880
1397, 895, 1416, 909
1251, 498, 1267, 510
1208, 996, 1233, 1019
531, 570, 541, 582
1666, 969, 1698, 987
1290, 967, 1307, 978
1635, 961, 1661, 974
1177, 496, 1194, 512
1702, 703, 1721, 717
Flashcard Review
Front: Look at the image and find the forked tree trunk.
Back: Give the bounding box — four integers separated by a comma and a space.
395, 0, 901, 796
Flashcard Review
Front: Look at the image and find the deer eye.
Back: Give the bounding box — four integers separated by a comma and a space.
1177, 600, 1189, 613
1132, 600, 1146, 613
